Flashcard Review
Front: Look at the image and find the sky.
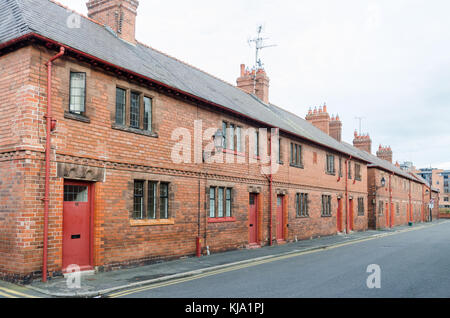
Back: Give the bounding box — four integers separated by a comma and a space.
59, 0, 450, 170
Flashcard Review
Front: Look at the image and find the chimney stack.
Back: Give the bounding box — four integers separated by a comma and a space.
236, 64, 270, 104
305, 104, 330, 135
86, 0, 139, 44
329, 114, 342, 142
353, 131, 372, 153
376, 145, 393, 163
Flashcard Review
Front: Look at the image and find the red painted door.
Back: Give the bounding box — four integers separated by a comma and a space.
249, 194, 258, 244
337, 198, 342, 232
63, 181, 92, 271
276, 195, 284, 241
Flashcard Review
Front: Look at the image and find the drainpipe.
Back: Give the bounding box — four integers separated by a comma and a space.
268, 132, 273, 246
344, 156, 352, 233
42, 47, 65, 282
408, 181, 412, 223
388, 173, 394, 228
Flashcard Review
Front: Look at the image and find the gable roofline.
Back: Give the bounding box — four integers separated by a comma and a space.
0, 0, 371, 163
0, 31, 372, 163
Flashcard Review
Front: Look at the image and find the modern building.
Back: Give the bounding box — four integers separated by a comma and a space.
414, 168, 449, 209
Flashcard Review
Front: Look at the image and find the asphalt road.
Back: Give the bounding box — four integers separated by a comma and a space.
109, 221, 450, 298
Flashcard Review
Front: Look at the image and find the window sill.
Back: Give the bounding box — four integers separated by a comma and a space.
64, 111, 91, 123
290, 163, 304, 169
112, 123, 158, 138
325, 171, 336, 176
208, 217, 236, 223
130, 218, 175, 227
321, 215, 333, 218
296, 215, 310, 219
222, 148, 246, 157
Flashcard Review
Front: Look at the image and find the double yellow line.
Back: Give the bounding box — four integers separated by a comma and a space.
107, 221, 445, 298
0, 287, 40, 298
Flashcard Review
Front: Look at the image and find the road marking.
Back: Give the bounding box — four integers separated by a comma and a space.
0, 290, 18, 298
108, 221, 448, 298
0, 287, 40, 298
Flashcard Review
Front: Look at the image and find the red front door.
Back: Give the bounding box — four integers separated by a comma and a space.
337, 198, 343, 232
249, 194, 258, 244
63, 181, 92, 271
276, 195, 285, 241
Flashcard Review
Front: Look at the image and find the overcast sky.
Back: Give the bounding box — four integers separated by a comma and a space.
61, 0, 450, 170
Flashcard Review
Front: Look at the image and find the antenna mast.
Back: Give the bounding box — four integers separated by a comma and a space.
355, 116, 365, 135
248, 25, 276, 94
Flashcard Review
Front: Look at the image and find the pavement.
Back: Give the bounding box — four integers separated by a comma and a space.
16, 219, 446, 298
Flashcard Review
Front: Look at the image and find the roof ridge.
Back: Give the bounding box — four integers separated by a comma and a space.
135, 40, 236, 89
47, 0, 104, 27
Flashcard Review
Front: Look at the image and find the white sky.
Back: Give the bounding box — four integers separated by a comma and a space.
60, 0, 450, 169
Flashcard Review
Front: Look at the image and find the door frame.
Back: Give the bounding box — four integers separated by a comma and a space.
276, 194, 286, 241
248, 193, 259, 245
62, 180, 95, 271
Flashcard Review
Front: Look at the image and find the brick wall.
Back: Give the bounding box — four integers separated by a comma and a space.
367, 168, 426, 230
2, 44, 370, 281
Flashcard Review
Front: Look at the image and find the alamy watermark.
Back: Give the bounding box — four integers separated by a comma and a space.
366, 264, 381, 289
170, 121, 280, 175
65, 264, 81, 289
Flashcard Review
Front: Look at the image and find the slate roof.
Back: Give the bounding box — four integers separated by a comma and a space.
0, 0, 425, 181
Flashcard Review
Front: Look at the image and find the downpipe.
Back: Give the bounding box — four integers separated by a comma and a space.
42, 47, 65, 282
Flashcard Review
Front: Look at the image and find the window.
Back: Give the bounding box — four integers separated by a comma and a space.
226, 189, 232, 217
143, 96, 152, 131
296, 193, 309, 217
290, 143, 302, 167
148, 181, 157, 219
321, 195, 332, 217
229, 124, 235, 151
209, 187, 216, 218
254, 130, 259, 157
355, 164, 362, 181
160, 183, 169, 219
378, 201, 384, 216
130, 92, 140, 129
132, 180, 171, 220
444, 197, 449, 202
348, 161, 352, 179
115, 87, 126, 125
278, 138, 282, 163
222, 121, 242, 152
209, 187, 233, 218
326, 154, 335, 174
339, 157, 343, 177
396, 203, 400, 215
133, 180, 145, 219
358, 197, 364, 216
236, 126, 242, 152
69, 72, 86, 115
64, 185, 88, 202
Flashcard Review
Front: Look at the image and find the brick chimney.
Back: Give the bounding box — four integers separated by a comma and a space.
86, 0, 139, 44
236, 64, 270, 104
376, 145, 393, 163
353, 131, 372, 153
329, 114, 342, 142
305, 104, 330, 135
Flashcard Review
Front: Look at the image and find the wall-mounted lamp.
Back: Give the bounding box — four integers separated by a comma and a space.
203, 129, 224, 162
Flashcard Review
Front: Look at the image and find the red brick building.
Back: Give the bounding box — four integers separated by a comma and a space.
0, 0, 428, 283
